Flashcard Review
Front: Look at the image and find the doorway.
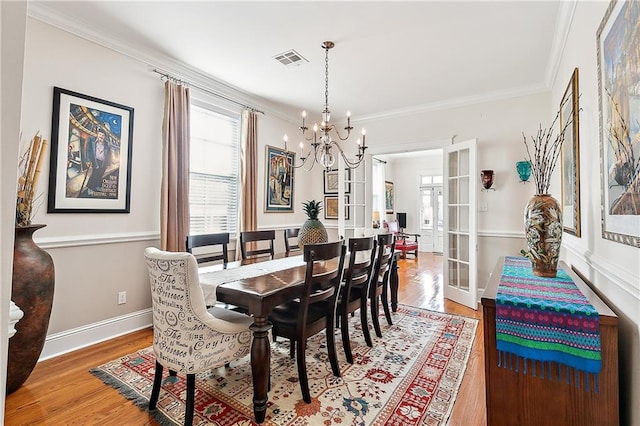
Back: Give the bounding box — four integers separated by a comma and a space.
419, 176, 443, 253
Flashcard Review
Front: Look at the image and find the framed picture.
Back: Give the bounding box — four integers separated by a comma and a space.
324, 195, 349, 220
560, 67, 581, 237
596, 0, 640, 247
48, 87, 134, 213
385, 181, 394, 214
323, 168, 351, 194
265, 145, 295, 212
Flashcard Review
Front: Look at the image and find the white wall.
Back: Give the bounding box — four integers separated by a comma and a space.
552, 2, 640, 424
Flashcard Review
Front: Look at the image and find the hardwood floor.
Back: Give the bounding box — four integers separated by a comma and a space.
4, 252, 486, 425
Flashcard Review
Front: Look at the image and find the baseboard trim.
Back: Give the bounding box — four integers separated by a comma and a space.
40, 309, 152, 361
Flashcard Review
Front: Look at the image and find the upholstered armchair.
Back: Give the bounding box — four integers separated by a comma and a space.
144, 247, 253, 426
384, 220, 420, 258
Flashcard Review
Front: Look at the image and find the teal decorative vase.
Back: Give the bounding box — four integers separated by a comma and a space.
516, 160, 532, 182
523, 195, 562, 277
7, 224, 55, 393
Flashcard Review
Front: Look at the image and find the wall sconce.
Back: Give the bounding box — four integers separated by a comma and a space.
372, 211, 380, 228
516, 160, 532, 183
480, 170, 495, 191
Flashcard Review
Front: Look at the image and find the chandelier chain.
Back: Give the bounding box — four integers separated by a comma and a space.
325, 46, 329, 113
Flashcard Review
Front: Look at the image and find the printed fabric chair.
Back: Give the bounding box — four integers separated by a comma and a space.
337, 236, 377, 363
185, 232, 229, 265
268, 240, 347, 403
239, 230, 276, 261
369, 233, 396, 338
144, 247, 253, 426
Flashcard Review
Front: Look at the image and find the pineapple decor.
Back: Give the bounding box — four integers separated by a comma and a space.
298, 200, 328, 249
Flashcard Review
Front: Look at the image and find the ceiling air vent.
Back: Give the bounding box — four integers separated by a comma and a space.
273, 49, 308, 67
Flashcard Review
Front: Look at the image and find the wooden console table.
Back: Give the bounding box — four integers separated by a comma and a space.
481, 257, 619, 426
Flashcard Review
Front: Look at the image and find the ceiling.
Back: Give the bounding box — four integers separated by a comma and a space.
31, 1, 563, 122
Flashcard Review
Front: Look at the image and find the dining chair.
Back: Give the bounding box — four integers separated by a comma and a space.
239, 230, 276, 261
283, 228, 300, 254
337, 236, 377, 364
144, 248, 252, 426
369, 233, 396, 339
185, 233, 229, 265
268, 240, 347, 403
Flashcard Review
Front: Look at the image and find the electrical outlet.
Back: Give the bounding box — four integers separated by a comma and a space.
118, 291, 127, 305
479, 203, 488, 212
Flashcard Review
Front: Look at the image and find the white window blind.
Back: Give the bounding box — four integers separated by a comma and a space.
189, 105, 240, 235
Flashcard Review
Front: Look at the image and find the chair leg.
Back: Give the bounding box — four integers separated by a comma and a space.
326, 313, 341, 377
149, 360, 163, 410
360, 299, 373, 347
381, 284, 393, 326
184, 374, 196, 426
340, 310, 354, 364
371, 295, 382, 338
289, 339, 295, 359
296, 338, 311, 403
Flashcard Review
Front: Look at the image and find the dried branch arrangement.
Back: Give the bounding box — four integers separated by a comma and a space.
522, 98, 574, 195
16, 132, 48, 227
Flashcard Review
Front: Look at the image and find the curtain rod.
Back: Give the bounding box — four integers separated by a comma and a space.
152, 68, 265, 114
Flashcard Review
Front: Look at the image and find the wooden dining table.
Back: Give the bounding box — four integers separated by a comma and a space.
198, 251, 400, 423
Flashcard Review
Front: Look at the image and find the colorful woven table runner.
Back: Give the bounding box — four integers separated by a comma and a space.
496, 256, 601, 389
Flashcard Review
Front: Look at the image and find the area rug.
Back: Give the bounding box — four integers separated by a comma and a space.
91, 305, 477, 425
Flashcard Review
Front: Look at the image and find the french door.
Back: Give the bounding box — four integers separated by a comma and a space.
443, 139, 478, 309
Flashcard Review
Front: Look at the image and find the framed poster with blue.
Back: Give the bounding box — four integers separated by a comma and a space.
48, 87, 134, 213
265, 145, 295, 212
596, 0, 640, 247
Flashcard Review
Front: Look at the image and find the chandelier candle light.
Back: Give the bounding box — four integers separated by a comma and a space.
284, 41, 367, 171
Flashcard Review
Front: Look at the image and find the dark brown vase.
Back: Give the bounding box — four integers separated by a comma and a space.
524, 194, 562, 277
7, 224, 55, 394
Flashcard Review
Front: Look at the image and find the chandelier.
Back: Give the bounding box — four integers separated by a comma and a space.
284, 41, 367, 171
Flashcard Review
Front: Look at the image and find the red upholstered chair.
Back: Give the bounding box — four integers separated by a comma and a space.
385, 220, 420, 258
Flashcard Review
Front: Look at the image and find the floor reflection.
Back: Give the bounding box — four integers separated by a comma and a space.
396, 252, 444, 312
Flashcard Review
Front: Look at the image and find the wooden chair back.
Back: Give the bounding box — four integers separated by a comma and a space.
284, 228, 300, 253
185, 233, 229, 265
240, 230, 276, 260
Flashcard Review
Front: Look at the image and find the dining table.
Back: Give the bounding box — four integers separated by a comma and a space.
198, 251, 400, 423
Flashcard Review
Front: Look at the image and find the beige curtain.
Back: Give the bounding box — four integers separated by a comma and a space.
237, 110, 258, 259
160, 80, 190, 252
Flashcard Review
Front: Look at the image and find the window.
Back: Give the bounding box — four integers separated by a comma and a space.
189, 104, 240, 235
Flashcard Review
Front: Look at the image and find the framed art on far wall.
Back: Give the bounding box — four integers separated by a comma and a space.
323, 168, 351, 194
48, 87, 134, 213
265, 145, 295, 212
385, 181, 394, 214
324, 195, 349, 220
560, 67, 581, 237
596, 0, 640, 247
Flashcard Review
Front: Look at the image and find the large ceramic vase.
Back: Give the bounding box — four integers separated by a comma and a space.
524, 194, 562, 277
7, 224, 55, 393
298, 219, 328, 250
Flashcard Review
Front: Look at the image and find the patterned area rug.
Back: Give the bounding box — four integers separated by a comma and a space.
91, 305, 477, 425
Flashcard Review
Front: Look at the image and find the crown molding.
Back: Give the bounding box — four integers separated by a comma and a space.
545, 1, 578, 89
356, 83, 550, 124
27, 2, 296, 123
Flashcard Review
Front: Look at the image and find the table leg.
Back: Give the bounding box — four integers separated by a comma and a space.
249, 316, 272, 423
391, 254, 399, 312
